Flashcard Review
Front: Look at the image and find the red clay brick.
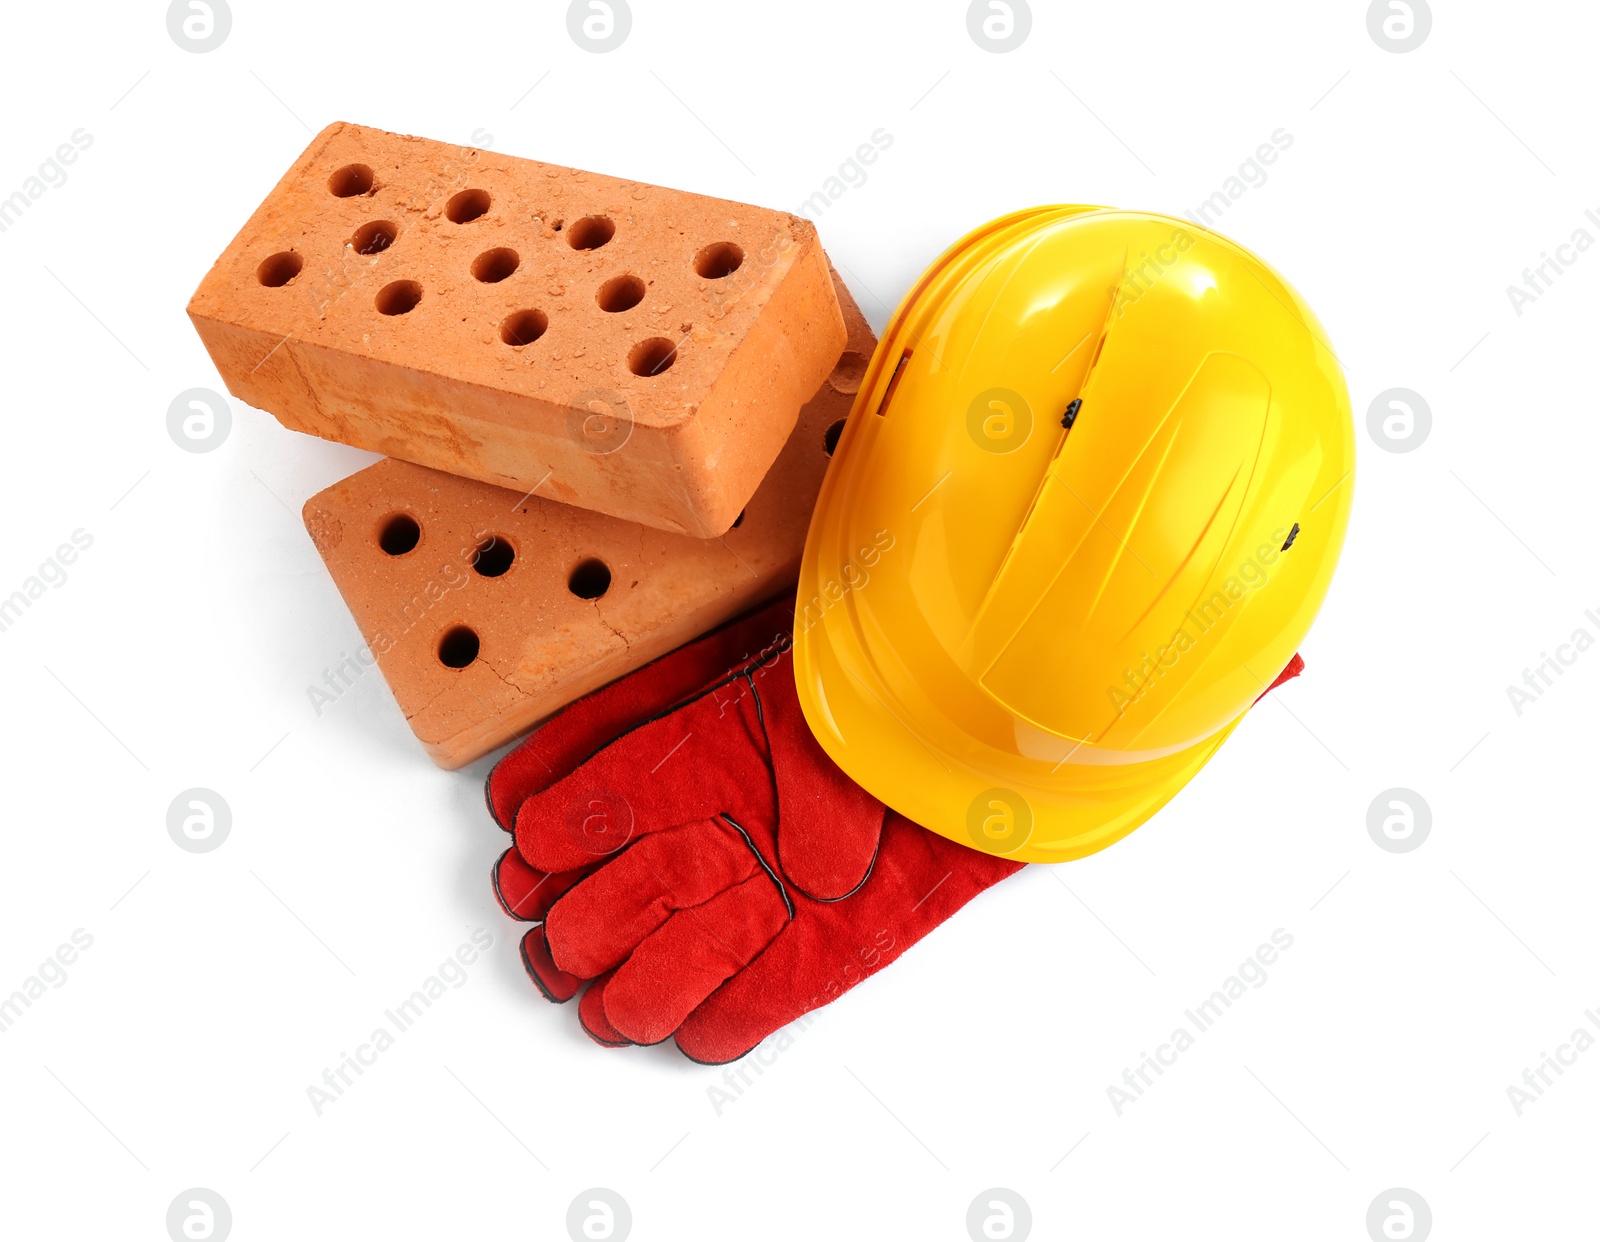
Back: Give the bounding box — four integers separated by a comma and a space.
303, 270, 874, 769
190, 122, 846, 536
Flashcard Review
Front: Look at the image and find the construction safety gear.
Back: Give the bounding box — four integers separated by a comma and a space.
488, 598, 1022, 1063
794, 206, 1354, 864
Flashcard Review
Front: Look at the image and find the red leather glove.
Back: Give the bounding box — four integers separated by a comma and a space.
487, 597, 1024, 1064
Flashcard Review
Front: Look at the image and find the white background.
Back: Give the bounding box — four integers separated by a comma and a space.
1, 1, 1596, 1238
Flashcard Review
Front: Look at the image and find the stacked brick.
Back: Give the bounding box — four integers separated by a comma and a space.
188, 123, 873, 766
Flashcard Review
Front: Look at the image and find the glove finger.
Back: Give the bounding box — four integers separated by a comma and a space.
486, 599, 795, 827
545, 819, 760, 977
602, 874, 790, 1047
492, 848, 595, 922
512, 691, 771, 875
519, 925, 584, 1003
754, 653, 886, 900
671, 916, 827, 1062
577, 972, 632, 1048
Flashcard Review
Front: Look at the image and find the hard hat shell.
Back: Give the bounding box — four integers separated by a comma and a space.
793, 206, 1354, 864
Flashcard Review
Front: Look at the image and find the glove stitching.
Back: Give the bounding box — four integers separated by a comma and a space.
718, 812, 795, 920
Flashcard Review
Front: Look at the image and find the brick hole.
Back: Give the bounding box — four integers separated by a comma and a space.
471, 247, 520, 283
377, 513, 421, 555
627, 337, 678, 377
472, 536, 516, 578
597, 274, 646, 313
437, 626, 480, 669
500, 309, 549, 347
567, 216, 615, 251
257, 251, 303, 287
568, 558, 612, 600
828, 351, 869, 395
447, 188, 492, 224
328, 164, 374, 197
350, 221, 397, 255
824, 418, 846, 455
731, 509, 745, 529
376, 280, 423, 316
694, 242, 744, 279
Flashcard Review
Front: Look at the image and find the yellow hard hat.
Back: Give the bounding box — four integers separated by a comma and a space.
793, 206, 1355, 864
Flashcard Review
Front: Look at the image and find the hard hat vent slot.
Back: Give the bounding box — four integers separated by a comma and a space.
874, 350, 912, 417
1281, 522, 1301, 551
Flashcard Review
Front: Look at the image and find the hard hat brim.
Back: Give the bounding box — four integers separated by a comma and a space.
794, 600, 1248, 865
